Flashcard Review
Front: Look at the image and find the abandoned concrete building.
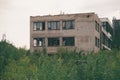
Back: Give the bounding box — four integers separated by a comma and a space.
30, 13, 113, 53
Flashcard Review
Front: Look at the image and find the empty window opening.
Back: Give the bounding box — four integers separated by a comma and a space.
62, 37, 75, 46
62, 20, 75, 29
48, 37, 60, 46
33, 22, 45, 31
48, 21, 60, 30
33, 38, 45, 47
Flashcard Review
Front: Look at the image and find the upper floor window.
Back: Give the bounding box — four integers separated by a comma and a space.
102, 22, 106, 26
33, 22, 45, 31
33, 38, 45, 47
62, 20, 75, 29
102, 22, 107, 30
48, 37, 60, 46
95, 21, 100, 32
48, 21, 60, 30
62, 37, 75, 46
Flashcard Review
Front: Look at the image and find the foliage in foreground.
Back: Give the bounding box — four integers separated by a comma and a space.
0, 41, 120, 80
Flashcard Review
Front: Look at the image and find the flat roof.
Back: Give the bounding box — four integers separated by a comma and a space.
30, 12, 96, 17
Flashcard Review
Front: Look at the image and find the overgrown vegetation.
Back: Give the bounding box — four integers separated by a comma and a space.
0, 41, 120, 80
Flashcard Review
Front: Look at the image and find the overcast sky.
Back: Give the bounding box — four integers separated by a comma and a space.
0, 0, 120, 49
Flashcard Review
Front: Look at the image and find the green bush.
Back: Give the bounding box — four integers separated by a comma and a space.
0, 41, 120, 80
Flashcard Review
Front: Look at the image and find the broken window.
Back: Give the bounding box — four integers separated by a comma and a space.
48, 21, 60, 30
48, 37, 60, 46
33, 38, 45, 47
62, 20, 75, 29
62, 37, 75, 46
33, 22, 45, 31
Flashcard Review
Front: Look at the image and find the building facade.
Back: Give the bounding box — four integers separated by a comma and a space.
100, 18, 113, 50
30, 13, 102, 53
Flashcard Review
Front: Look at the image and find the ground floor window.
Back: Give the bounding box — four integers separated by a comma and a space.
33, 38, 45, 47
95, 37, 100, 48
48, 37, 60, 46
62, 37, 75, 46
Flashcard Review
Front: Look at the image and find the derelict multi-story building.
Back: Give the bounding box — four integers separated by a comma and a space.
30, 13, 103, 53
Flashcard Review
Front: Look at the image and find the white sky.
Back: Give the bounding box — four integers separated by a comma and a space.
0, 0, 120, 49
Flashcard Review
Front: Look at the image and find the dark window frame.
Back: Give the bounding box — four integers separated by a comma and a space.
48, 37, 60, 46
95, 21, 100, 32
62, 20, 75, 30
95, 37, 100, 48
48, 21, 60, 30
33, 38, 45, 47
33, 22, 45, 31
62, 37, 75, 46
